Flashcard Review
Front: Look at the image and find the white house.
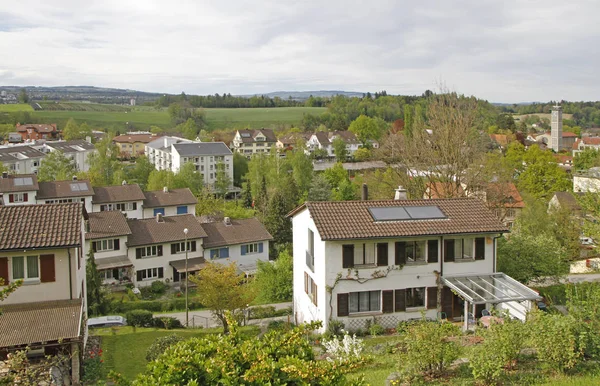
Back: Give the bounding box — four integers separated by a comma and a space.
0, 145, 45, 174
37, 178, 94, 212
306, 131, 367, 159
40, 140, 97, 172
573, 167, 600, 193
170, 142, 234, 188
0, 173, 38, 205
142, 187, 197, 218
145, 136, 194, 171
91, 183, 146, 219
290, 198, 541, 332
232, 129, 277, 156
201, 217, 272, 276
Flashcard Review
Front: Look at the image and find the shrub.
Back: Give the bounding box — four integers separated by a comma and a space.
369, 323, 385, 336
126, 310, 154, 327
322, 332, 364, 364
145, 334, 184, 362
150, 280, 168, 296
267, 320, 289, 332
152, 317, 183, 330
529, 312, 582, 372
324, 319, 345, 339
249, 305, 276, 319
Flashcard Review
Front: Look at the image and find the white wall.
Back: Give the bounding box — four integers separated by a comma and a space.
2, 189, 37, 205
37, 195, 93, 213
91, 200, 144, 219
574, 176, 600, 193
207, 240, 270, 266
142, 204, 196, 219
88, 236, 129, 259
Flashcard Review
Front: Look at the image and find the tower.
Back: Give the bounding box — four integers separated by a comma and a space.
551, 105, 563, 152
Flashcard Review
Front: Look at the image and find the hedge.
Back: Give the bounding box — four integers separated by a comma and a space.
110, 299, 204, 314
126, 310, 154, 327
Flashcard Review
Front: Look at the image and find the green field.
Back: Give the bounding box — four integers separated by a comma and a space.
0, 103, 34, 112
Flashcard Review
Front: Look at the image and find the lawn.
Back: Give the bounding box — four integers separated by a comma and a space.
0, 103, 33, 112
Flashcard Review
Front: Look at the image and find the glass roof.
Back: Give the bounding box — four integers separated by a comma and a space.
442, 273, 541, 304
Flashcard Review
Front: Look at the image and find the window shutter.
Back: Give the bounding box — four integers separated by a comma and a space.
444, 240, 455, 262
23, 193, 28, 201
382, 290, 394, 313
428, 240, 438, 263
132, 202, 137, 210
394, 289, 406, 312
304, 272, 308, 293
210, 250, 217, 259
158, 267, 164, 278
395, 242, 406, 265
191, 241, 197, 252
157, 245, 163, 256
0, 257, 9, 285
8, 194, 14, 203
258, 242, 263, 253
171, 244, 177, 254
114, 239, 120, 251
377, 243, 388, 266
136, 270, 143, 282
427, 287, 438, 309
221, 248, 229, 258
241, 245, 247, 255
337, 293, 349, 317
92, 241, 97, 253
475, 238, 485, 260
342, 245, 354, 269
40, 254, 55, 283
136, 248, 142, 259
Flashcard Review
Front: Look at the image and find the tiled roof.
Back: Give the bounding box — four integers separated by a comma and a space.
289, 198, 508, 240
486, 182, 525, 209
45, 140, 95, 152
37, 179, 94, 199
0, 146, 45, 163
563, 132, 578, 138
172, 142, 232, 156
0, 203, 83, 250
113, 134, 160, 144
86, 211, 132, 240
127, 214, 207, 246
314, 132, 330, 145
237, 129, 277, 143
582, 137, 600, 145
201, 218, 273, 248
92, 184, 145, 204
143, 188, 197, 208
15, 123, 58, 133
0, 299, 82, 348
424, 182, 464, 199
0, 173, 39, 193
277, 132, 311, 146
552, 192, 582, 211
330, 130, 359, 144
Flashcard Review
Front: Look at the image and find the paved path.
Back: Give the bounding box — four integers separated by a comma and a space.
531, 273, 600, 287
156, 302, 292, 328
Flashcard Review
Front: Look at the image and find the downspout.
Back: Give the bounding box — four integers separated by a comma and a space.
493, 234, 503, 273
68, 248, 73, 300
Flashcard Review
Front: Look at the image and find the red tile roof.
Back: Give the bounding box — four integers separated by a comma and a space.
563, 132, 578, 138
112, 134, 160, 144
424, 182, 465, 199
582, 137, 600, 145
15, 123, 58, 133
485, 182, 525, 209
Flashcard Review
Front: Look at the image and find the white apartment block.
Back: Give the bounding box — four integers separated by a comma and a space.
231, 129, 277, 156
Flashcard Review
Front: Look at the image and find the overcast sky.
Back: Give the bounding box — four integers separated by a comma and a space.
0, 0, 598, 102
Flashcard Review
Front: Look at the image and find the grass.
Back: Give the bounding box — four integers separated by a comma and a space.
0, 103, 33, 112
97, 325, 260, 380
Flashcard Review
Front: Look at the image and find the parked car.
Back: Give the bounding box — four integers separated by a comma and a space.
87, 315, 127, 328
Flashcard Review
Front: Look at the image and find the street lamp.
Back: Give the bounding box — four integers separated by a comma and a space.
184, 228, 189, 327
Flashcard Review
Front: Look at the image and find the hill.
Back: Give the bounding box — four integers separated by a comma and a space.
249, 90, 365, 100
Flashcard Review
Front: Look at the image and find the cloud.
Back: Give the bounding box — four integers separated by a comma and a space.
0, 0, 599, 101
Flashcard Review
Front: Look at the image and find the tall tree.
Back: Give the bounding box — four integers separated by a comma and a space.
147, 169, 175, 191
232, 152, 248, 187
86, 135, 122, 186
18, 88, 29, 104
332, 137, 348, 161
173, 162, 203, 194
517, 145, 570, 201
86, 249, 108, 316
255, 249, 293, 303
128, 155, 156, 189
307, 175, 332, 201
37, 150, 78, 182
263, 187, 294, 246
288, 143, 313, 198
62, 118, 80, 141
348, 114, 385, 146
213, 162, 231, 197
404, 104, 413, 137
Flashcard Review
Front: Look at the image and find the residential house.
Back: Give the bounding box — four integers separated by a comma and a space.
528, 131, 578, 151
37, 178, 94, 212
572, 137, 600, 156
290, 198, 540, 332
0, 203, 87, 383
145, 136, 194, 171
170, 142, 234, 188
87, 211, 133, 284
276, 133, 312, 152
0, 173, 38, 205
91, 183, 145, 218
142, 187, 197, 218
423, 182, 465, 199
113, 133, 160, 158
231, 129, 277, 156
7, 133, 22, 144
306, 131, 368, 158
40, 139, 97, 172
126, 214, 207, 286
202, 217, 272, 276
489, 134, 509, 149
15, 123, 60, 141
573, 167, 600, 193
0, 145, 45, 174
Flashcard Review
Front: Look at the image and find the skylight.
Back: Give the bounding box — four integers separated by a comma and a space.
368, 205, 446, 221
70, 182, 89, 192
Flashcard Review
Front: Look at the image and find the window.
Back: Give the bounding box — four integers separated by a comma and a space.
100, 202, 137, 212
505, 208, 515, 217
405, 287, 425, 308
9, 193, 27, 203
247, 243, 259, 253
136, 245, 162, 259
349, 290, 380, 313
210, 165, 213, 170
153, 208, 165, 216
210, 247, 230, 259
458, 238, 474, 260
12, 256, 39, 280
354, 244, 376, 266
304, 272, 318, 306
171, 241, 196, 254
201, 165, 205, 172
242, 242, 263, 255
405, 241, 426, 263
444, 238, 485, 262
136, 267, 164, 281
209, 173, 213, 179
45, 198, 75, 204
176, 205, 188, 214
95, 239, 114, 252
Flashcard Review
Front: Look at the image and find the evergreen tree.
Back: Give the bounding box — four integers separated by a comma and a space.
240, 179, 253, 208
307, 175, 332, 201
86, 249, 108, 316
264, 188, 293, 246
255, 175, 268, 214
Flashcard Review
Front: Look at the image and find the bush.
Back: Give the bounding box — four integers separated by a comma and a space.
126, 310, 154, 327
537, 284, 567, 305
267, 320, 289, 332
249, 305, 276, 319
322, 332, 364, 364
529, 312, 582, 372
145, 334, 184, 362
324, 319, 345, 340
150, 280, 168, 296
152, 317, 184, 329
369, 323, 385, 336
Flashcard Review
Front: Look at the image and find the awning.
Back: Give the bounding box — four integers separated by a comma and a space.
442, 273, 541, 305
170, 257, 206, 273
237, 262, 259, 276
96, 255, 133, 270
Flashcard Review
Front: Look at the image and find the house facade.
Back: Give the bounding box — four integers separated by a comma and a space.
113, 133, 160, 158
15, 123, 60, 141
37, 178, 94, 212
290, 198, 539, 332
170, 142, 234, 188
232, 129, 277, 156
0, 173, 38, 205
40, 140, 97, 172
145, 136, 194, 171
306, 131, 368, 159
142, 187, 197, 218
0, 145, 45, 174
572, 137, 600, 156
91, 184, 146, 218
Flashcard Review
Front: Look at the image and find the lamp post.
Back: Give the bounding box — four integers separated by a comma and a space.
184, 228, 189, 327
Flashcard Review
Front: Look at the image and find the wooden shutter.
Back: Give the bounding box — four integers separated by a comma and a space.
171, 244, 177, 254
395, 242, 406, 265
158, 267, 164, 278
40, 254, 55, 283
394, 289, 406, 312
157, 245, 163, 256
304, 272, 308, 294
8, 194, 14, 203
427, 287, 438, 309
136, 270, 143, 282
23, 193, 28, 201
191, 241, 197, 252
337, 293, 349, 317
475, 238, 485, 260
342, 245, 354, 268
444, 240, 455, 262
382, 290, 394, 313
428, 240, 438, 263
92, 241, 97, 253
0, 257, 9, 285
136, 248, 142, 259
114, 239, 120, 251
377, 243, 388, 266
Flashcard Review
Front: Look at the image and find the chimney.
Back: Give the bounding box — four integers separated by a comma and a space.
223, 216, 231, 226
1, 171, 7, 179
72, 175, 78, 181
156, 213, 164, 223
122, 180, 127, 186
164, 137, 168, 148
361, 183, 368, 201
163, 186, 168, 193
395, 186, 408, 200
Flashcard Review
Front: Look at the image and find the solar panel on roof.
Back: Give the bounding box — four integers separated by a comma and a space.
368, 207, 411, 221
13, 177, 33, 186
70, 183, 81, 192
368, 205, 447, 221
78, 182, 88, 191
405, 205, 446, 219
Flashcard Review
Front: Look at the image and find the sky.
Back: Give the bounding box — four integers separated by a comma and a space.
0, 0, 599, 102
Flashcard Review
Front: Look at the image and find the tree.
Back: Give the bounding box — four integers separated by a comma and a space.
18, 88, 29, 104
404, 105, 413, 137
147, 169, 175, 191
62, 118, 80, 140
233, 152, 248, 187
173, 162, 203, 194
37, 150, 78, 182
288, 145, 313, 198
189, 262, 256, 334
263, 188, 294, 247
128, 155, 156, 189
86, 135, 122, 186
332, 179, 356, 201
517, 145, 571, 201
86, 249, 108, 316
307, 175, 332, 201
574, 148, 600, 171
353, 147, 371, 161
332, 137, 348, 161
240, 180, 253, 208
348, 114, 385, 146
255, 249, 293, 303
179, 118, 199, 140
213, 162, 231, 197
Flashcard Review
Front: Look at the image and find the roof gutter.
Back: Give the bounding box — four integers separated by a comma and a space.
0, 243, 82, 252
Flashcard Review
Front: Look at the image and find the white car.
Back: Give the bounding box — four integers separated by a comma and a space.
87, 315, 127, 328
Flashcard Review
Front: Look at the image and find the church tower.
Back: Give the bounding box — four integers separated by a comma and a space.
551, 105, 563, 152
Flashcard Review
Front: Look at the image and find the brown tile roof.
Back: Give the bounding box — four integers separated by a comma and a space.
0, 174, 38, 193
330, 130, 359, 144
112, 134, 160, 144
552, 192, 582, 211
92, 184, 145, 204
485, 182, 525, 209
278, 132, 311, 146
489, 134, 509, 146
563, 132, 578, 138
86, 211, 132, 240
582, 137, 600, 145
424, 182, 465, 199
15, 123, 58, 133
0, 299, 82, 348
201, 218, 273, 248
237, 129, 277, 143
289, 198, 508, 240
314, 131, 330, 145
37, 179, 94, 199
127, 214, 207, 246
0, 203, 83, 250
143, 188, 197, 208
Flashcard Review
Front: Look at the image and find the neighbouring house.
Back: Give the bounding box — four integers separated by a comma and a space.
113, 133, 160, 158
87, 211, 133, 284
15, 123, 60, 141
306, 131, 371, 159
170, 142, 234, 189
549, 191, 583, 214
142, 187, 197, 218
423, 181, 465, 199
489, 134, 509, 149
276, 133, 312, 152
37, 178, 94, 212
0, 145, 45, 174
145, 136, 194, 171
91, 183, 146, 218
290, 197, 540, 332
7, 132, 22, 144
231, 129, 277, 156
528, 131, 578, 151
572, 136, 600, 156
126, 214, 207, 286
573, 167, 600, 193
201, 217, 273, 276
0, 173, 38, 205
40, 139, 97, 172
0, 203, 87, 384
